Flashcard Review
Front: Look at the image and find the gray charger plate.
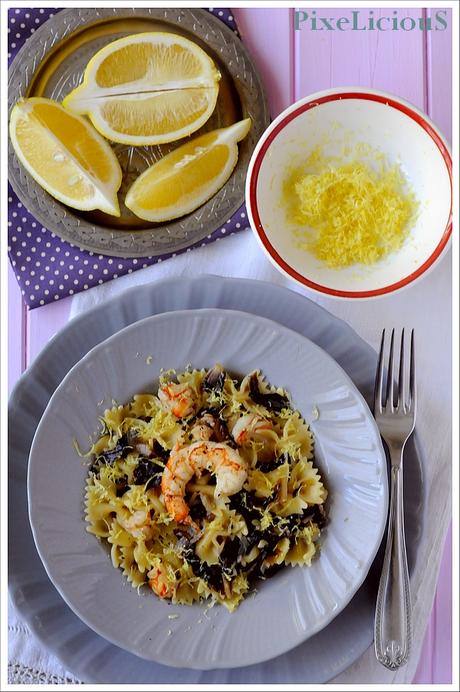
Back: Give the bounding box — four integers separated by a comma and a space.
9, 275, 425, 683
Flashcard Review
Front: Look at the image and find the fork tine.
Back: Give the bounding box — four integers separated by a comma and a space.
374, 329, 385, 414
385, 328, 395, 410
409, 329, 416, 410
398, 329, 406, 411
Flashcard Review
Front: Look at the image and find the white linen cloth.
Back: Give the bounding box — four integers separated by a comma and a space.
9, 229, 452, 684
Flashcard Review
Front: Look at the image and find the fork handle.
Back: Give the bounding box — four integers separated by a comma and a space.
374, 451, 412, 670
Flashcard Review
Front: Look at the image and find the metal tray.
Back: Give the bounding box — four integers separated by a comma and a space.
8, 8, 269, 258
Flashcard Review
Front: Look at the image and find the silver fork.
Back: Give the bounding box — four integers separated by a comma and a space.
373, 328, 416, 670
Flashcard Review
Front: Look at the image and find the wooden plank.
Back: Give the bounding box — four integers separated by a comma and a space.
8, 263, 26, 394
233, 8, 293, 117
294, 8, 426, 110
26, 297, 72, 366
426, 8, 452, 141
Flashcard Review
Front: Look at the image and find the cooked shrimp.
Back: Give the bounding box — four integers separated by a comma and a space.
158, 382, 197, 418
231, 413, 277, 461
190, 412, 228, 442
190, 412, 216, 441
148, 563, 174, 599
118, 509, 154, 540
161, 441, 247, 526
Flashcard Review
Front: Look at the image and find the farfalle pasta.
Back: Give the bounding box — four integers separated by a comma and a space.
84, 365, 328, 611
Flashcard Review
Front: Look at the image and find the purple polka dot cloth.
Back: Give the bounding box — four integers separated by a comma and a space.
7, 8, 245, 309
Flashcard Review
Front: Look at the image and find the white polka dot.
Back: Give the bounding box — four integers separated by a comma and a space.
30, 295, 35, 301
26, 232, 31, 238
93, 264, 98, 270
59, 284, 64, 290
15, 8, 20, 13
73, 279, 79, 285
207, 235, 212, 239
103, 269, 109, 275
34, 284, 39, 291
45, 242, 51, 248
221, 228, 226, 234
49, 279, 54, 286
142, 264, 148, 269
78, 269, 84, 275
44, 289, 49, 296
83, 284, 89, 290
98, 279, 103, 284
133, 259, 138, 265
127, 269, 133, 274
32, 222, 37, 228
54, 295, 59, 300
40, 275, 45, 281
240, 212, 246, 218
88, 274, 94, 280
69, 264, 74, 270
59, 260, 65, 266
218, 11, 223, 16
118, 263, 124, 270
7, 222, 12, 228
12, 212, 17, 217
228, 15, 234, 21
108, 259, 113, 265
35, 18, 40, 24
113, 274, 118, 279
31, 248, 36, 253
65, 251, 70, 257
54, 270, 59, 276
20, 23, 25, 28
30, 271, 36, 277
40, 300, 45, 305
64, 274, 69, 280
25, 280, 30, 286
39, 8, 45, 13
236, 223, 241, 229
69, 289, 74, 295
25, 13, 30, 19
83, 259, 88, 265
10, 18, 16, 24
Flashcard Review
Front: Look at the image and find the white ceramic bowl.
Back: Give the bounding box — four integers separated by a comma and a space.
28, 309, 388, 670
246, 88, 452, 299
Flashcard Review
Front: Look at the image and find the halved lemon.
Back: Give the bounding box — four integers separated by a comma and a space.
63, 32, 221, 146
9, 98, 122, 216
125, 118, 251, 222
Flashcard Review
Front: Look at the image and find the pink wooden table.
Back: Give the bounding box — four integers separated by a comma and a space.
8, 6, 452, 683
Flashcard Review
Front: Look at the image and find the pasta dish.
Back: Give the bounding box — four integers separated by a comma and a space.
85, 365, 328, 611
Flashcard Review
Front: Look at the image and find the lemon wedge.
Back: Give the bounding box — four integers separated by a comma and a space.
125, 118, 251, 222
9, 98, 122, 216
63, 32, 221, 146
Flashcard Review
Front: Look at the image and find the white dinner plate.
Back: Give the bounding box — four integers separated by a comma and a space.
27, 307, 388, 670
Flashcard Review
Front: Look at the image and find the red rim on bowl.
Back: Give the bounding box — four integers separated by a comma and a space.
248, 91, 452, 299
